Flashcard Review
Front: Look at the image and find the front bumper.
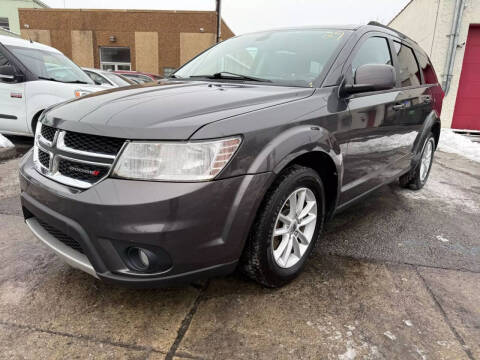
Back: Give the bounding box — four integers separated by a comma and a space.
20, 152, 272, 287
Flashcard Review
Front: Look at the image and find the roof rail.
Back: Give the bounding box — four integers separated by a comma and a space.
366, 21, 415, 43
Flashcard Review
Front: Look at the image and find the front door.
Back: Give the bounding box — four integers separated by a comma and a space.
0, 46, 27, 135
339, 35, 402, 204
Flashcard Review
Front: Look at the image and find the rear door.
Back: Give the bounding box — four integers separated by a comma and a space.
389, 40, 430, 159
0, 45, 27, 135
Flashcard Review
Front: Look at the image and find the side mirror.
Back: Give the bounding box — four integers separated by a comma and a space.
0, 64, 23, 82
341, 64, 396, 96
0, 64, 15, 81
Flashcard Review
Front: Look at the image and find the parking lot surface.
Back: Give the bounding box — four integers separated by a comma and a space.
0, 145, 479, 360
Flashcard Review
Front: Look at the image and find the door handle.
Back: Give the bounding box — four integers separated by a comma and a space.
393, 103, 406, 111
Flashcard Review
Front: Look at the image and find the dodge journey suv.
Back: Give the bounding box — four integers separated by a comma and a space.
20, 23, 443, 287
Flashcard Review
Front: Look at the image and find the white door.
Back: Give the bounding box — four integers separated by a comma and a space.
0, 48, 27, 135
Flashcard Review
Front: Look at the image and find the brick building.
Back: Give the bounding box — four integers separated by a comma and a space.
18, 8, 234, 77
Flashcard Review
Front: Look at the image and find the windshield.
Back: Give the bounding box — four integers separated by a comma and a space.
175, 29, 350, 87
7, 46, 93, 84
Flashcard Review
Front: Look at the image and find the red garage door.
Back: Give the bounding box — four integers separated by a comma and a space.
452, 25, 480, 131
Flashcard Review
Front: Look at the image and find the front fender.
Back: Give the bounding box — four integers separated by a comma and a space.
247, 125, 342, 175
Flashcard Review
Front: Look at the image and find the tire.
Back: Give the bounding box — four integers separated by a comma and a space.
240, 165, 325, 288
399, 134, 436, 190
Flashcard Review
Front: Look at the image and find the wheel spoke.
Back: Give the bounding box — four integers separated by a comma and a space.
299, 214, 316, 227
274, 235, 290, 260
298, 201, 316, 219
296, 190, 306, 215
296, 230, 310, 245
281, 236, 293, 265
288, 194, 297, 217
274, 227, 289, 236
291, 236, 301, 257
278, 214, 292, 225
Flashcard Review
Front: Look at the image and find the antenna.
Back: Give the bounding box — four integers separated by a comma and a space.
23, 24, 33, 43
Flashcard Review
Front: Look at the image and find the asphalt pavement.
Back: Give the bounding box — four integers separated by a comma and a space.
0, 139, 478, 360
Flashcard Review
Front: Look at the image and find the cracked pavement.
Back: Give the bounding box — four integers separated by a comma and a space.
0, 141, 479, 360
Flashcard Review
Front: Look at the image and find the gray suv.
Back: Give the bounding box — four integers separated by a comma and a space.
20, 23, 443, 287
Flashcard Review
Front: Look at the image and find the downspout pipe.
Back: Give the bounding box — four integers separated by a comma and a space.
442, 0, 466, 94
216, 0, 222, 43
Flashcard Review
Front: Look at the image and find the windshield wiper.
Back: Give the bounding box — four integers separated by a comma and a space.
38, 76, 88, 84
38, 76, 61, 82
64, 80, 89, 84
189, 72, 272, 82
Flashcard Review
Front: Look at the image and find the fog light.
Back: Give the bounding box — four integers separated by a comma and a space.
139, 249, 149, 267
127, 247, 156, 272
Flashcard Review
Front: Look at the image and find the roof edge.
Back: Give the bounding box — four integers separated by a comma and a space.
18, 8, 217, 14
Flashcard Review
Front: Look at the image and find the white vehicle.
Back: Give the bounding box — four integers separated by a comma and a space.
0, 35, 105, 136
82, 67, 135, 88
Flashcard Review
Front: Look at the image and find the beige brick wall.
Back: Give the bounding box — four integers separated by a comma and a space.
134, 32, 159, 74
71, 30, 94, 68
389, 0, 480, 128
20, 29, 51, 45
179, 32, 216, 65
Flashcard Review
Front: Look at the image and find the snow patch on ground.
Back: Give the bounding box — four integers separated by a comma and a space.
338, 346, 357, 360
0, 134, 14, 148
438, 129, 480, 163
383, 331, 396, 340
436, 235, 449, 243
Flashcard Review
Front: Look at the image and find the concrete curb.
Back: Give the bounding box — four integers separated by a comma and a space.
0, 146, 17, 161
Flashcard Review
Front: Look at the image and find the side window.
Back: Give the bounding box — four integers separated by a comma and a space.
393, 41, 421, 87
86, 71, 110, 85
0, 49, 9, 67
416, 52, 438, 85
0, 48, 12, 83
351, 37, 392, 76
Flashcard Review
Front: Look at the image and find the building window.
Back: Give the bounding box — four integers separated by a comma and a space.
163, 67, 176, 77
100, 47, 131, 71
0, 17, 10, 31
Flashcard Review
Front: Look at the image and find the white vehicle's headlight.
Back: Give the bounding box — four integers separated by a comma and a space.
74, 89, 92, 97
112, 137, 241, 181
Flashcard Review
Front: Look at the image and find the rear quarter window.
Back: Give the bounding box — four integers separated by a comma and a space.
416, 52, 439, 85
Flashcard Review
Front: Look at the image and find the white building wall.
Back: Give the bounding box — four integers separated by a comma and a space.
389, 0, 480, 129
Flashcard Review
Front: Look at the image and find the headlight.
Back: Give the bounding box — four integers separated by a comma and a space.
74, 89, 91, 97
112, 136, 241, 181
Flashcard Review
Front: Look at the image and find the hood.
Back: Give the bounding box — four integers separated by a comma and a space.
43, 80, 314, 140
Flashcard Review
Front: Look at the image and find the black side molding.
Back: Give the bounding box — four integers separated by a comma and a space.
0, 114, 17, 120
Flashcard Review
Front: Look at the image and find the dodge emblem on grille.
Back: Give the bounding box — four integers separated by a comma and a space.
68, 166, 100, 176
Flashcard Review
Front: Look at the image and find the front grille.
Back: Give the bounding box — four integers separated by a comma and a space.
41, 124, 56, 142
38, 149, 50, 168
37, 218, 84, 254
64, 131, 124, 156
58, 159, 110, 183
35, 125, 124, 188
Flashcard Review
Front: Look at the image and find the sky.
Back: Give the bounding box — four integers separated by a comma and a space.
42, 0, 411, 35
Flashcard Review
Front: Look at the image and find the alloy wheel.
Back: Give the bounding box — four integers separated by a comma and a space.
271, 187, 317, 268
420, 139, 434, 182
